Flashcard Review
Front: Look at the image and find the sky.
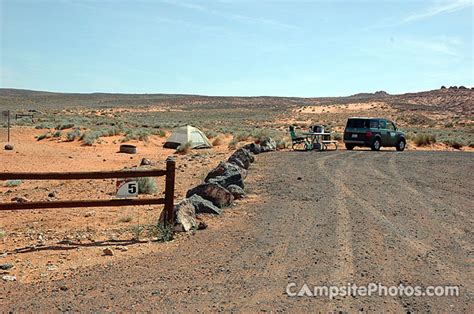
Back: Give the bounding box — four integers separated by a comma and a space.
0, 0, 472, 97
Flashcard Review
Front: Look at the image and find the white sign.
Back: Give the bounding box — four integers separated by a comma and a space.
116, 179, 138, 198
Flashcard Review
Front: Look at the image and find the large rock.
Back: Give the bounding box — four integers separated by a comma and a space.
188, 194, 222, 215
227, 184, 245, 199
260, 138, 277, 152
186, 183, 234, 208
243, 143, 262, 155
228, 148, 253, 169
205, 161, 245, 188
4, 144, 13, 151
164, 198, 198, 232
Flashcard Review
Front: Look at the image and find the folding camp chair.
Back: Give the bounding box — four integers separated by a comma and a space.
289, 125, 311, 151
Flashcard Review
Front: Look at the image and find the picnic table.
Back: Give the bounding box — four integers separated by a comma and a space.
302, 132, 338, 151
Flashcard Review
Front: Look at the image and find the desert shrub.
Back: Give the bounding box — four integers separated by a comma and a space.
4, 180, 22, 187
0, 230, 5, 239
82, 131, 102, 146
176, 141, 192, 154
146, 223, 174, 242
56, 122, 75, 130
102, 125, 123, 137
131, 225, 145, 241
137, 177, 158, 194
35, 122, 54, 129
234, 132, 250, 142
275, 137, 290, 149
212, 135, 225, 146
228, 139, 238, 150
443, 139, 465, 149
413, 133, 436, 146
151, 129, 166, 137
405, 132, 416, 141
36, 132, 51, 141
52, 130, 62, 138
122, 128, 150, 142
469, 142, 474, 148
66, 128, 82, 141
333, 132, 343, 140
205, 130, 218, 139
118, 215, 133, 223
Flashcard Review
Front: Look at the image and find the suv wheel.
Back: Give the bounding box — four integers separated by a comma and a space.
371, 138, 381, 151
345, 144, 354, 150
396, 139, 406, 151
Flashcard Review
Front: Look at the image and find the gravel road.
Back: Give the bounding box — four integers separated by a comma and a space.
2, 150, 473, 312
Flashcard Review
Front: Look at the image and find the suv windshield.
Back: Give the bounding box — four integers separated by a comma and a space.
346, 119, 368, 128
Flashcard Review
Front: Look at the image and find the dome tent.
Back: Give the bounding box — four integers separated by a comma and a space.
163, 125, 212, 149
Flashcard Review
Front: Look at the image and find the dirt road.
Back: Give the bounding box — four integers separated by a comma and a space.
2, 150, 473, 312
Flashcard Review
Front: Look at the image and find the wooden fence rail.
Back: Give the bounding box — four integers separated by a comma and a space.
0, 158, 176, 225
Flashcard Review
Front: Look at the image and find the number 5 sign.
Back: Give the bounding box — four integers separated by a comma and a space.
116, 179, 138, 198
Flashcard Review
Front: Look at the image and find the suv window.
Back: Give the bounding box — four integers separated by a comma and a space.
379, 120, 387, 129
346, 119, 368, 128
386, 121, 396, 131
369, 120, 379, 128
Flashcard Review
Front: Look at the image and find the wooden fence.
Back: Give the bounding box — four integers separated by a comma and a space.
0, 158, 176, 224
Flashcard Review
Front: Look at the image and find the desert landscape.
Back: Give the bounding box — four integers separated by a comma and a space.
0, 87, 473, 311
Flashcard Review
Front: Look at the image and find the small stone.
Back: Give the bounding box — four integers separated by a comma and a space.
47, 264, 57, 271
115, 246, 128, 252
103, 248, 114, 256
11, 196, 29, 203
2, 275, 16, 281
84, 211, 96, 217
140, 158, 152, 166
0, 263, 13, 270
197, 221, 208, 230
4, 144, 13, 150
297, 177, 302, 180
48, 191, 56, 198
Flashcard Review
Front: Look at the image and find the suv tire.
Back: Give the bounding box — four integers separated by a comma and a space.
345, 144, 355, 150
396, 139, 406, 151
371, 138, 381, 151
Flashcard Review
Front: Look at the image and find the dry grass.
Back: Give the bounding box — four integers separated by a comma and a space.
212, 135, 225, 146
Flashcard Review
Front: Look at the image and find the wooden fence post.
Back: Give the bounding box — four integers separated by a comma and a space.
164, 157, 176, 226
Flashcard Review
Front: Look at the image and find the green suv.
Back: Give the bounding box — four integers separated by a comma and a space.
343, 117, 406, 151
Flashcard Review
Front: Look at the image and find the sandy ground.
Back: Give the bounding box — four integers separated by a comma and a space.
1, 150, 472, 312
297, 102, 393, 114
0, 127, 234, 283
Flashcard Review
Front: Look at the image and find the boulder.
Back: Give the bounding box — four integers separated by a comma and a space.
4, 144, 13, 151
166, 198, 198, 232
260, 138, 277, 152
205, 161, 245, 188
227, 184, 245, 199
186, 183, 234, 208
188, 194, 222, 215
243, 143, 262, 155
228, 157, 247, 170
228, 148, 253, 169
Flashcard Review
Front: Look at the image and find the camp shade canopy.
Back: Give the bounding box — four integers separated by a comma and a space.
163, 125, 212, 149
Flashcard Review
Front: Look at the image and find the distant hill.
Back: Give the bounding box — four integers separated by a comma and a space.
0, 87, 472, 113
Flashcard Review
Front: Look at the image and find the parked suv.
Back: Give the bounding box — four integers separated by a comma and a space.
343, 117, 406, 151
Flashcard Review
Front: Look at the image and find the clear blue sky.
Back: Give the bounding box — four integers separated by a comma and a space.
0, 0, 472, 97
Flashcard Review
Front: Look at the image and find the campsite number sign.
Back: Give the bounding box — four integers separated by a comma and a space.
116, 179, 138, 198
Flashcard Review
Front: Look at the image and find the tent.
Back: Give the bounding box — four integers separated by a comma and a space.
163, 125, 212, 149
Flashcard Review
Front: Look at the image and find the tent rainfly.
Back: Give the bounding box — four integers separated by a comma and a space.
163, 125, 212, 149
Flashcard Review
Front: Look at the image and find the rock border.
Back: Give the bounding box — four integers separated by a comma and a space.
171, 140, 276, 232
